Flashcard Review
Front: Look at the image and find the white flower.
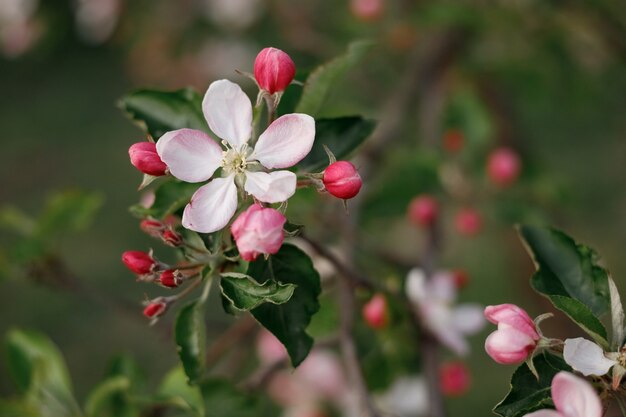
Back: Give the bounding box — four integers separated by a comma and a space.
156, 79, 315, 233
563, 337, 618, 376
406, 268, 485, 356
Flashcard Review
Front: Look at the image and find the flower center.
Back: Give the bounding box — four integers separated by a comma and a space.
221, 142, 252, 175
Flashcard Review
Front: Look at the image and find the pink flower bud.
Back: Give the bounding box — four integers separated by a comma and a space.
362, 293, 389, 329
128, 142, 167, 176
487, 147, 521, 187
443, 129, 464, 153
254, 47, 296, 94
159, 270, 180, 288
162, 230, 183, 247
484, 304, 540, 364
440, 362, 471, 396
122, 250, 155, 275
408, 195, 438, 227
454, 208, 482, 236
349, 0, 383, 21
143, 299, 167, 318
231, 204, 286, 262
323, 161, 362, 199
140, 219, 165, 237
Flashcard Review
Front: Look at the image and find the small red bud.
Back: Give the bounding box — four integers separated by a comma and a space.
122, 251, 155, 275
408, 195, 438, 227
159, 270, 180, 288
254, 47, 296, 94
442, 129, 464, 153
143, 300, 167, 318
451, 269, 469, 289
128, 142, 167, 176
440, 362, 471, 396
362, 293, 389, 329
350, 0, 383, 21
487, 147, 521, 187
454, 208, 482, 236
162, 230, 183, 247
323, 161, 362, 199
140, 219, 165, 237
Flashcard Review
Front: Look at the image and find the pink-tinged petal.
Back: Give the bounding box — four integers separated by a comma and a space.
563, 338, 616, 377
428, 272, 457, 303
484, 304, 539, 340
181, 176, 237, 233
451, 304, 486, 335
484, 327, 536, 364
551, 372, 602, 417
202, 79, 252, 149
244, 170, 296, 203
252, 113, 315, 169
156, 129, 222, 183
523, 411, 563, 417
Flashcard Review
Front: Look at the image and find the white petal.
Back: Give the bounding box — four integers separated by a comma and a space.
552, 371, 603, 417
563, 338, 616, 377
452, 304, 487, 335
202, 79, 252, 149
428, 271, 457, 303
182, 176, 237, 233
244, 170, 296, 203
252, 113, 315, 169
156, 129, 222, 183
405, 268, 427, 305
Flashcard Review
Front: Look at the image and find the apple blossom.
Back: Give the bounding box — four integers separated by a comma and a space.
362, 293, 389, 329
122, 250, 156, 275
484, 304, 540, 364
156, 79, 315, 233
408, 194, 438, 227
406, 268, 485, 355
454, 208, 482, 236
487, 147, 521, 187
523, 372, 602, 417
439, 361, 471, 396
563, 337, 618, 377
128, 142, 167, 176
231, 204, 286, 261
254, 47, 296, 95
323, 161, 362, 199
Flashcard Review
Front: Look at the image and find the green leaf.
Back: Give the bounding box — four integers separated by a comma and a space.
296, 41, 373, 116
0, 207, 36, 236
4, 329, 82, 417
158, 367, 204, 416
543, 294, 608, 348
297, 116, 376, 172
0, 400, 39, 417
220, 273, 296, 311
247, 244, 321, 367
130, 180, 198, 220
201, 379, 276, 417
519, 225, 610, 317
118, 88, 208, 139
494, 352, 570, 417
36, 191, 103, 238
84, 377, 134, 417
175, 301, 207, 384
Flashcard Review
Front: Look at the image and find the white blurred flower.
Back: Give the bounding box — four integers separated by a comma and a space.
74, 0, 121, 44
199, 0, 264, 31
376, 376, 428, 417
406, 268, 485, 356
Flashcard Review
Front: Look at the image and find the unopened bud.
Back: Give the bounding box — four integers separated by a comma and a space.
323, 161, 362, 200
143, 299, 167, 318
159, 270, 181, 288
408, 195, 438, 227
442, 129, 464, 153
440, 362, 471, 396
487, 147, 521, 187
362, 293, 389, 329
122, 251, 155, 275
454, 208, 482, 236
128, 142, 167, 176
350, 0, 383, 21
254, 47, 296, 95
162, 230, 183, 247
451, 269, 469, 289
140, 219, 165, 237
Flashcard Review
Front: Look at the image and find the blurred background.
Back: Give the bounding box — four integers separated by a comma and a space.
0, 0, 625, 415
